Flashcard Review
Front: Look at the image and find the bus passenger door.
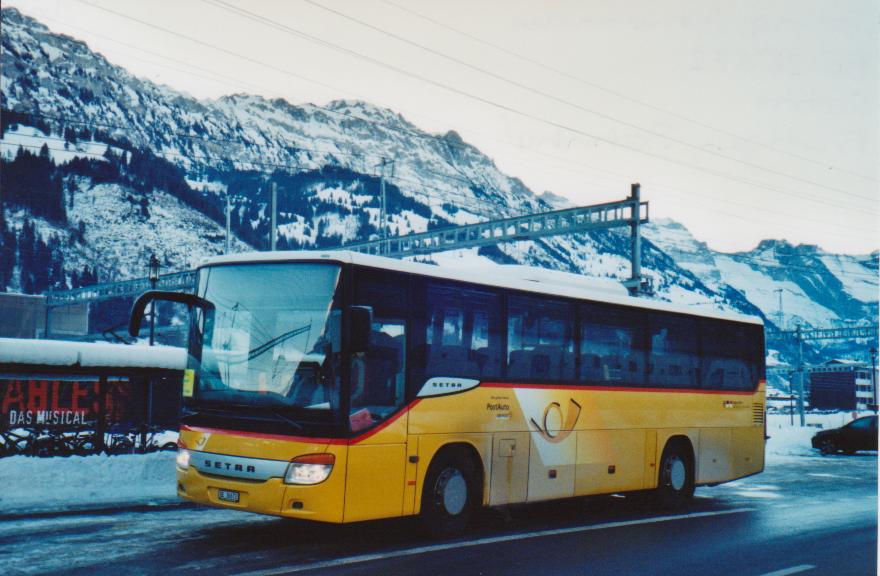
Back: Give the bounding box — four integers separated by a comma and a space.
344, 318, 408, 522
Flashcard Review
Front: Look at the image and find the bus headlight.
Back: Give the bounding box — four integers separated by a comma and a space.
176, 448, 191, 470
284, 453, 335, 485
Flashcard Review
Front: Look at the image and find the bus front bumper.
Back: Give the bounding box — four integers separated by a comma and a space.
177, 464, 346, 523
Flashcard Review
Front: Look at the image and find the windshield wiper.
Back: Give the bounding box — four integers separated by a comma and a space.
267, 409, 303, 431
185, 403, 304, 431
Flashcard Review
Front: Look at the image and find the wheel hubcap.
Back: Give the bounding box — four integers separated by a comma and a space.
436, 468, 467, 515
669, 457, 686, 491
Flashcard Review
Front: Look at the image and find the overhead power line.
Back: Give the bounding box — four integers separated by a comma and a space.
303, 0, 874, 203
48, 6, 843, 222
68, 0, 879, 219
194, 0, 877, 215
381, 0, 878, 184
6, 119, 875, 244
5, 109, 877, 240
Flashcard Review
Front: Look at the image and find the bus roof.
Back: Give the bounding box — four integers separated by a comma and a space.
201, 250, 764, 326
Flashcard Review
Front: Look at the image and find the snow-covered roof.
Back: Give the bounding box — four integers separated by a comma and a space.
201, 250, 764, 326
0, 338, 187, 370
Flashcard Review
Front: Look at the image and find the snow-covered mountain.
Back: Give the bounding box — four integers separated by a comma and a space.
643, 219, 878, 332
0, 7, 876, 369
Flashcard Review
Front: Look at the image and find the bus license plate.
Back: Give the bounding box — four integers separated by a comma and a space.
218, 489, 240, 503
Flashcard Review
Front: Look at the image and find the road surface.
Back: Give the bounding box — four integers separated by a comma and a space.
1, 452, 875, 576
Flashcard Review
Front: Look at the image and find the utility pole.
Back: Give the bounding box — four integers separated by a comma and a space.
774, 289, 784, 330
628, 182, 642, 296
225, 192, 231, 254
270, 182, 277, 251
377, 157, 394, 240
795, 324, 806, 426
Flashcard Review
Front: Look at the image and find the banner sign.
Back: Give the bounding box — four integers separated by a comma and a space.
0, 378, 137, 429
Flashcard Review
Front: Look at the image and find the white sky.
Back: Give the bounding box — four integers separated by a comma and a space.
6, 0, 879, 255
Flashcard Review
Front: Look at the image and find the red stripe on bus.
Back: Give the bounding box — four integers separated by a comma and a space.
181, 399, 421, 446
480, 382, 757, 395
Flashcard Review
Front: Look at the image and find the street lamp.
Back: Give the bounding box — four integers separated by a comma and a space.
148, 253, 160, 346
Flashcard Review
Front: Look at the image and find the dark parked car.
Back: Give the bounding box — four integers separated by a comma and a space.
812, 415, 878, 455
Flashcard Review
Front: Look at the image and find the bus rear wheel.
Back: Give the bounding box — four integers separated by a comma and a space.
656, 441, 695, 509
420, 448, 478, 538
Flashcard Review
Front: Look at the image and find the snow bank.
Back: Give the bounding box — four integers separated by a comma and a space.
0, 338, 187, 370
0, 452, 178, 516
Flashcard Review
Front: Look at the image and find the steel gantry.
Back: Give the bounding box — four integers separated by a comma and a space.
45, 271, 197, 309
341, 193, 648, 259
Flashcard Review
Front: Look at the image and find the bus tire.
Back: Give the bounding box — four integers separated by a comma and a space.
420, 448, 478, 538
656, 440, 695, 509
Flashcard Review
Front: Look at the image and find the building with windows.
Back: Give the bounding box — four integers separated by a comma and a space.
808, 359, 877, 411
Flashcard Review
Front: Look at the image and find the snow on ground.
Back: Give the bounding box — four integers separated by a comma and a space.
819, 253, 879, 303
0, 452, 177, 516
714, 255, 840, 327
0, 125, 118, 164
185, 178, 227, 195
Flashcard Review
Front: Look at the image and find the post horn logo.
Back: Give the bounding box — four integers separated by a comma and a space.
530, 398, 582, 444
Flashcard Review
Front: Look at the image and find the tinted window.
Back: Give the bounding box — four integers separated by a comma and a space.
701, 320, 759, 391
350, 318, 406, 431
648, 313, 699, 388
425, 285, 502, 379
508, 296, 575, 381
351, 270, 409, 431
849, 417, 874, 430
580, 304, 645, 386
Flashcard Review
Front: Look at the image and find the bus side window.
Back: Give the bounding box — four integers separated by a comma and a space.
350, 318, 406, 425
350, 270, 409, 429
508, 296, 574, 382
648, 313, 698, 389
700, 320, 756, 391
579, 304, 645, 386
425, 284, 502, 379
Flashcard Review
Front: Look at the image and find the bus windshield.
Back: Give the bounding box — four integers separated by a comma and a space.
190, 263, 342, 419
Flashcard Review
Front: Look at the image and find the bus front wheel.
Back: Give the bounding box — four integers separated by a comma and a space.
420, 448, 478, 538
656, 441, 695, 509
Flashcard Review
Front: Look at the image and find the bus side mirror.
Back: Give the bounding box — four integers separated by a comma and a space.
129, 290, 214, 337
349, 305, 373, 354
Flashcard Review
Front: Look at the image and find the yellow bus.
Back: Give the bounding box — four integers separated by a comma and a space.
131, 251, 765, 536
